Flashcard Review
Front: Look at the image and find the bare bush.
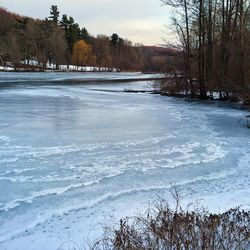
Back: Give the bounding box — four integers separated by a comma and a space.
93, 202, 250, 250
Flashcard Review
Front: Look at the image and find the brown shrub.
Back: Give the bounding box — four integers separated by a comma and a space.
93, 202, 250, 250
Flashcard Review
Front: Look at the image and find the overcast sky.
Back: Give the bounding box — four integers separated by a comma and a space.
0, 0, 173, 45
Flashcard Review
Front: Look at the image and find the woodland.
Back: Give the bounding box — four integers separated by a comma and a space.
0, 6, 174, 72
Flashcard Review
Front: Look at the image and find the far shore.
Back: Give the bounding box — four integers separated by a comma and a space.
0, 70, 249, 114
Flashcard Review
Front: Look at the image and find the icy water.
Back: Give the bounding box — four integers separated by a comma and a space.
0, 72, 249, 250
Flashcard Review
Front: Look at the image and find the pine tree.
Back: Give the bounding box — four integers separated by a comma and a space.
67, 17, 81, 53
80, 28, 90, 42
60, 15, 78, 54
110, 33, 119, 46
49, 5, 60, 24
60, 14, 69, 31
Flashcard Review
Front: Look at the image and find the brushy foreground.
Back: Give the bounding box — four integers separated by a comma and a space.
93, 202, 250, 250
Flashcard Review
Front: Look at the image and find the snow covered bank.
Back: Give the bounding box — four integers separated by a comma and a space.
0, 66, 15, 71
0, 61, 119, 73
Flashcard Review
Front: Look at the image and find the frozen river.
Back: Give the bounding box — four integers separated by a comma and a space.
0, 72, 249, 249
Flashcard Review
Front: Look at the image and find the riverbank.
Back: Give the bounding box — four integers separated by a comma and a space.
120, 88, 250, 112
0, 65, 119, 73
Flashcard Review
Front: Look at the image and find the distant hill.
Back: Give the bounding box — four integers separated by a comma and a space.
143, 46, 180, 55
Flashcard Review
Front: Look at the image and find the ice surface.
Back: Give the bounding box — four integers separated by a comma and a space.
0, 71, 157, 84
0, 72, 249, 249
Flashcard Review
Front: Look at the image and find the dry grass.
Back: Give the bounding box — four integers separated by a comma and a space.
93, 185, 250, 250
93, 205, 250, 250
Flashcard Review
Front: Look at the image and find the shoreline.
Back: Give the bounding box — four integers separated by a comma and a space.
0, 72, 248, 112
123, 89, 250, 112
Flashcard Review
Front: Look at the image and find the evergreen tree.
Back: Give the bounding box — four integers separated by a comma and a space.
67, 17, 80, 53
49, 5, 60, 24
80, 28, 90, 42
60, 14, 69, 31
60, 15, 78, 54
110, 33, 119, 46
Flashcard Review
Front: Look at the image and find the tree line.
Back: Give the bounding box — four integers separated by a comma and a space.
0, 5, 156, 71
161, 0, 250, 103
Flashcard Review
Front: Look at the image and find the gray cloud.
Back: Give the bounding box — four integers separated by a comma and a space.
1, 0, 170, 45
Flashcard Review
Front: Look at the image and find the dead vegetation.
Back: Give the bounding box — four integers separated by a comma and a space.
93, 205, 249, 250
93, 186, 250, 250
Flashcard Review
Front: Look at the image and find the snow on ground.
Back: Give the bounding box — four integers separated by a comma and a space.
0, 66, 14, 71
1, 61, 118, 72
0, 72, 249, 250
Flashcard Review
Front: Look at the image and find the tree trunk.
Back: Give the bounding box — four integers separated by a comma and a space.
239, 0, 244, 88
0, 55, 4, 67
206, 0, 214, 94
199, 0, 206, 99
184, 0, 195, 98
